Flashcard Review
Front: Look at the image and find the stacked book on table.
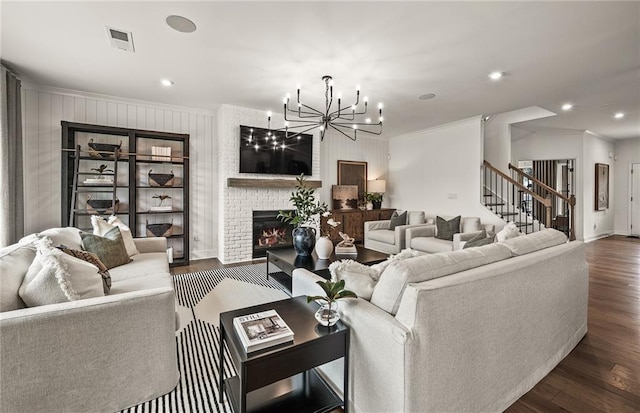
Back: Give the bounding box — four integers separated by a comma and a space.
233, 310, 294, 353
335, 245, 357, 255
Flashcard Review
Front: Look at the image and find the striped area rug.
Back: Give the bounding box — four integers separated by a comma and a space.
120, 263, 288, 413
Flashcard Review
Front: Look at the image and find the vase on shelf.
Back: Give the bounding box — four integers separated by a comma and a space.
314, 302, 340, 327
292, 226, 316, 256
315, 236, 333, 259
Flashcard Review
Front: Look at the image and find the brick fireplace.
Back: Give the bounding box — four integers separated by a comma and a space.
217, 105, 321, 263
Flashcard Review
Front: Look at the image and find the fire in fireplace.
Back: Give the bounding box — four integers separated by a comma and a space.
252, 210, 295, 258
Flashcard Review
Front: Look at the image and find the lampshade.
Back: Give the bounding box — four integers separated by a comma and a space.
368, 179, 386, 193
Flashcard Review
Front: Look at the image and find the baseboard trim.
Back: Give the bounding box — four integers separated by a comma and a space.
583, 232, 614, 243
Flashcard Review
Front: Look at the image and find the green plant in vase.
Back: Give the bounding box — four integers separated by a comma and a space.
278, 174, 328, 256
307, 280, 357, 326
364, 192, 383, 209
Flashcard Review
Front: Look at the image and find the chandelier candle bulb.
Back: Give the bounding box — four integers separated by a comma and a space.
268, 75, 383, 141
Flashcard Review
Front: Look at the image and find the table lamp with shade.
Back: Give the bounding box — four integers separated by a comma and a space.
367, 179, 386, 209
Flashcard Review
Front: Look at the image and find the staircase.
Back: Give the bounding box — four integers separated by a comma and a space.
483, 161, 576, 240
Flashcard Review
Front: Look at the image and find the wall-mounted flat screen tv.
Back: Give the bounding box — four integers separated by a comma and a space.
239, 125, 313, 175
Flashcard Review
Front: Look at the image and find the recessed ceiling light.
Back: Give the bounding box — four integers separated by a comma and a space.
614, 112, 625, 119
161, 79, 174, 87
488, 71, 504, 80
166, 15, 197, 33
418, 93, 436, 100
562, 103, 574, 111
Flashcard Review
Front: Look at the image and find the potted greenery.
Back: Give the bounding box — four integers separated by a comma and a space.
364, 192, 383, 210
307, 280, 357, 326
278, 174, 328, 256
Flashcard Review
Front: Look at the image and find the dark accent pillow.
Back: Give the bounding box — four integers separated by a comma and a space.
56, 245, 111, 294
463, 230, 494, 249
436, 215, 461, 241
389, 211, 407, 230
80, 227, 132, 270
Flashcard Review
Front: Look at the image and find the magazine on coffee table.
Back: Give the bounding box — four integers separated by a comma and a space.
233, 310, 294, 353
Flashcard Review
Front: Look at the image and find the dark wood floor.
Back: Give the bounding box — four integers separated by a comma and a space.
173, 235, 640, 412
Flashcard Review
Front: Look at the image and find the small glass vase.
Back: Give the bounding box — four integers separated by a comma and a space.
315, 302, 340, 327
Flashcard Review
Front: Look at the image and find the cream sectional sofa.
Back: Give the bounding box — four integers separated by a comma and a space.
292, 229, 588, 413
0, 227, 179, 413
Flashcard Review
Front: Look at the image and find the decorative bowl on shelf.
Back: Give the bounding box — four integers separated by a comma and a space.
87, 139, 122, 159
146, 221, 173, 237
86, 195, 119, 214
148, 170, 175, 187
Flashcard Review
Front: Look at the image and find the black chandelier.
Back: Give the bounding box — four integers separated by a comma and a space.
268, 75, 383, 141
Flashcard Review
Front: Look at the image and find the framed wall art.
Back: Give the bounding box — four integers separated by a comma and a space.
337, 160, 367, 201
595, 163, 609, 211
332, 185, 359, 210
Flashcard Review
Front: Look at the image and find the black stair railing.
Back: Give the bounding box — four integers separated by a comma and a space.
508, 163, 576, 241
483, 161, 553, 236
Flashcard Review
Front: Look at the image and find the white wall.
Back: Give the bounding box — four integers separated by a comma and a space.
613, 137, 640, 235
319, 130, 389, 207
582, 132, 615, 241
512, 130, 617, 241
388, 116, 502, 227
483, 106, 555, 172
21, 85, 218, 259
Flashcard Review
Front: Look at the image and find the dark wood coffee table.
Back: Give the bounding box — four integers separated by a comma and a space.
266, 245, 388, 293
219, 296, 350, 413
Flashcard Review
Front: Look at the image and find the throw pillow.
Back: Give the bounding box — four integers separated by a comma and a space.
91, 215, 139, 257
463, 230, 494, 249
18, 238, 105, 307
436, 215, 461, 241
37, 227, 83, 250
371, 248, 423, 274
0, 236, 39, 311
107, 216, 139, 256
80, 227, 132, 269
495, 222, 520, 242
56, 245, 111, 294
329, 260, 380, 300
389, 210, 407, 230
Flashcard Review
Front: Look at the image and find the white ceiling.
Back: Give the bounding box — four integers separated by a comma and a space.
2, 1, 639, 140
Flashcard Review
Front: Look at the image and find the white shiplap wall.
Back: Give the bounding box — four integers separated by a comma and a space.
21, 85, 218, 260
319, 130, 389, 207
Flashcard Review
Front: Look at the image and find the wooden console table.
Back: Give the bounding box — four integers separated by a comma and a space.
320, 208, 395, 243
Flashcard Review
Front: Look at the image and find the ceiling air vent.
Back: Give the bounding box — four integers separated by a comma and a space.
105, 26, 135, 52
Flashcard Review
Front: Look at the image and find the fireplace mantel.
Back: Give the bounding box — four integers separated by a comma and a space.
227, 178, 322, 189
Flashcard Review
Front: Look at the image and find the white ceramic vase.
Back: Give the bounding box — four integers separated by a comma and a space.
315, 236, 334, 259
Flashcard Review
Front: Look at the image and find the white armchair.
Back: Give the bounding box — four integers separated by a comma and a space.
364, 211, 434, 254
406, 216, 496, 254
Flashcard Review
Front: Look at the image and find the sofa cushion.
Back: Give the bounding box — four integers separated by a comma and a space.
38, 227, 83, 250
329, 260, 380, 300
389, 211, 407, 230
500, 228, 568, 256
19, 238, 105, 307
81, 227, 132, 269
109, 272, 172, 295
436, 215, 461, 241
367, 229, 396, 245
410, 236, 453, 253
0, 235, 39, 311
370, 243, 512, 314
56, 246, 111, 294
108, 252, 170, 282
407, 211, 425, 225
